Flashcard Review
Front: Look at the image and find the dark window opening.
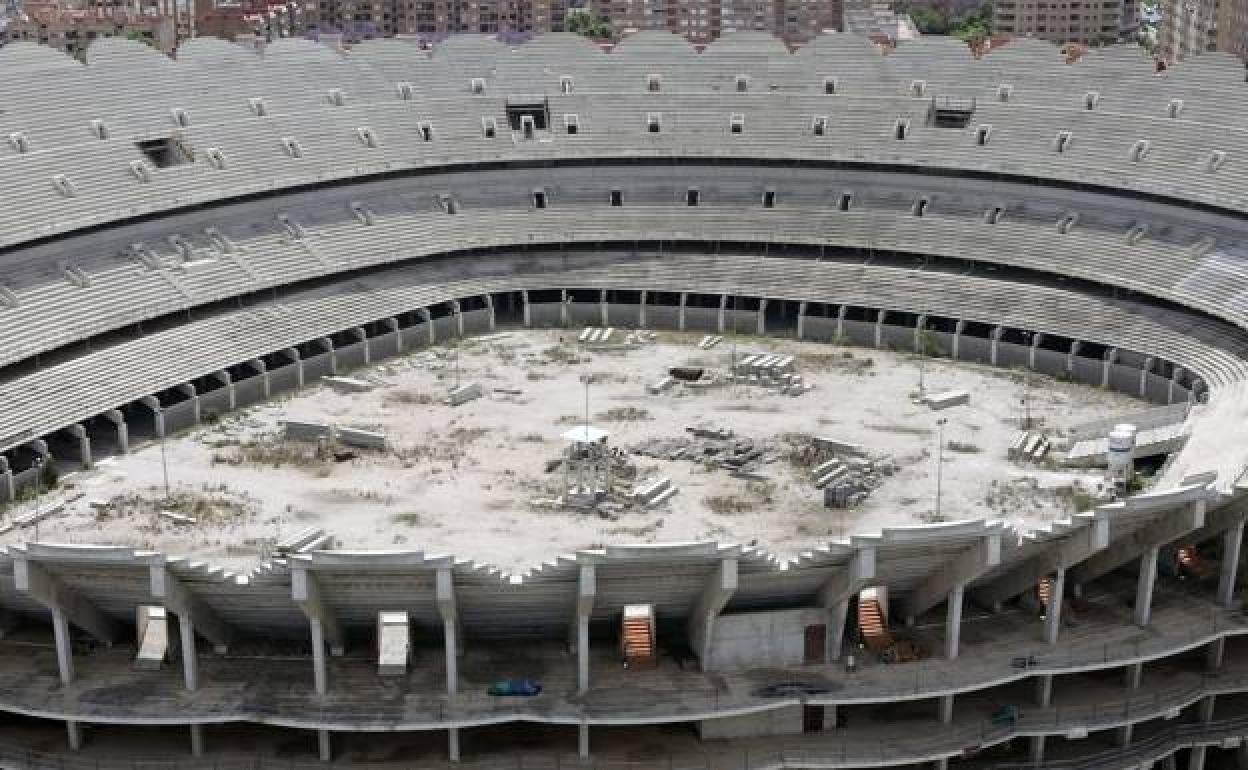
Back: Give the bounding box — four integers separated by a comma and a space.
686, 189, 700, 206
976, 126, 990, 146
533, 190, 547, 209
506, 101, 549, 132
135, 137, 192, 168
762, 190, 776, 208
419, 124, 433, 142
913, 198, 928, 217
837, 192, 853, 211
610, 190, 622, 207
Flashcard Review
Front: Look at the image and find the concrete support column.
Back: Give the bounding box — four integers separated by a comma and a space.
1125, 662, 1143, 690
989, 325, 1004, 366
216, 370, 236, 409
140, 395, 166, 438
1035, 674, 1053, 707
938, 694, 954, 724
284, 349, 304, 389
1135, 545, 1160, 627
1169, 366, 1186, 404
575, 565, 595, 694
66, 720, 82, 750
1219, 519, 1244, 607
384, 318, 403, 354
1139, 357, 1154, 399
52, 606, 75, 685
419, 309, 434, 344
179, 613, 199, 691
560, 290, 569, 327
317, 729, 331, 762
952, 319, 965, 359
485, 296, 498, 332
1236, 742, 1248, 769
437, 568, 459, 696
828, 598, 849, 662
796, 301, 807, 340
1103, 348, 1118, 388
944, 584, 964, 660
1208, 637, 1226, 670
189, 724, 204, 757
835, 305, 847, 342
250, 359, 270, 399
1189, 746, 1206, 770
310, 617, 328, 696
1068, 340, 1082, 374
104, 409, 129, 454
678, 292, 687, 332
599, 289, 608, 327
1199, 694, 1216, 722
448, 728, 460, 762
67, 424, 92, 469
1045, 567, 1065, 645
717, 294, 728, 334
1029, 333, 1043, 369
1029, 735, 1046, 764
521, 291, 532, 328
578, 723, 590, 758
452, 301, 464, 338
1162, 753, 1178, 770
913, 315, 927, 353
0, 456, 12, 503
1117, 723, 1134, 747
176, 383, 200, 424
873, 310, 886, 349
756, 298, 768, 336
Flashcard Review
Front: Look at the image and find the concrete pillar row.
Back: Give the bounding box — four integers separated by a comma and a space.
1219, 519, 1245, 607
560, 290, 569, 327
989, 325, 1004, 366
717, 294, 728, 334
213, 370, 236, 410
189, 724, 205, 757
1102, 348, 1119, 388
836, 305, 847, 342
1029, 735, 1046, 764
418, 309, 435, 345
175, 383, 200, 424
796, 301, 807, 340
66, 720, 82, 751
944, 584, 964, 660
1045, 567, 1066, 645
448, 728, 460, 762
52, 606, 75, 685
1169, 366, 1186, 404
0, 455, 12, 503
578, 723, 590, 758
317, 729, 331, 762
1198, 694, 1216, 722
66, 424, 92, 469
1189, 745, 1206, 770
284, 348, 304, 389
951, 319, 965, 359
180, 614, 199, 691
913, 314, 927, 353
599, 289, 608, 327
638, 290, 648, 329
1028, 332, 1044, 369
1208, 637, 1226, 670
104, 409, 129, 454
521, 290, 532, 328
1135, 545, 1160, 627
1068, 340, 1082, 374
938, 694, 954, 724
139, 395, 165, 438
873, 310, 887, 349
249, 358, 270, 399
756, 298, 768, 336
678, 292, 688, 331
1035, 674, 1053, 707
384, 318, 402, 354
1140, 356, 1155, 399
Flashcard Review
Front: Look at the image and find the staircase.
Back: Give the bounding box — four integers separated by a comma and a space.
620, 604, 656, 669
1038, 576, 1053, 611
857, 597, 893, 652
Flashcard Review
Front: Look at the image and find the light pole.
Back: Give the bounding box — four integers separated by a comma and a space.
935, 417, 947, 521
1020, 331, 1033, 430
159, 407, 171, 503
32, 455, 44, 543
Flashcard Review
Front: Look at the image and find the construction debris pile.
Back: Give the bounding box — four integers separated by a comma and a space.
578, 327, 657, 350
632, 424, 775, 479
792, 436, 895, 509
1009, 430, 1051, 464
729, 353, 813, 397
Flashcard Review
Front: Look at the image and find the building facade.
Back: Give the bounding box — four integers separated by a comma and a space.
993, 0, 1139, 45
589, 0, 843, 43
302, 0, 566, 38
1157, 0, 1217, 61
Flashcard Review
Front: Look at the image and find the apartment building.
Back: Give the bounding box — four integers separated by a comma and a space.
2, 3, 177, 56
302, 0, 565, 38
993, 0, 1139, 44
589, 0, 843, 43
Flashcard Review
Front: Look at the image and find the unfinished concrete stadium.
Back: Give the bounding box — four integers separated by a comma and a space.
0, 29, 1247, 770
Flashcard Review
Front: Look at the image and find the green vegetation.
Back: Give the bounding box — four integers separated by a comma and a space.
901, 1, 993, 45
566, 10, 615, 40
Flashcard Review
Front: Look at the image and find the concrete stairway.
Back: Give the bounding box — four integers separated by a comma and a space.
858, 598, 893, 653
621, 604, 657, 669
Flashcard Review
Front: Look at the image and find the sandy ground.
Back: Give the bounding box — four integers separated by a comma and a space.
4, 331, 1146, 572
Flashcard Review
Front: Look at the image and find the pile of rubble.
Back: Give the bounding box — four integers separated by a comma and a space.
729, 353, 813, 397
632, 424, 775, 479
807, 437, 895, 509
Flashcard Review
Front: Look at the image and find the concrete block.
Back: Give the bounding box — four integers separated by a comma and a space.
815, 437, 866, 456
446, 382, 483, 406
698, 335, 723, 349
323, 376, 374, 393
631, 477, 672, 505
924, 389, 970, 410
275, 527, 326, 555
337, 427, 386, 450
134, 606, 168, 671
283, 419, 333, 441
647, 376, 676, 395
377, 611, 410, 677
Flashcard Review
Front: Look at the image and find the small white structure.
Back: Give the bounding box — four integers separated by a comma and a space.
377, 611, 410, 677
323, 376, 374, 393
562, 424, 612, 508
134, 606, 169, 671
446, 382, 483, 406
1107, 423, 1138, 484
924, 389, 970, 410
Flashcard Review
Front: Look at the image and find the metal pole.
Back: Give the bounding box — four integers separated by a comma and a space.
935, 418, 947, 520
33, 456, 43, 543
160, 410, 171, 502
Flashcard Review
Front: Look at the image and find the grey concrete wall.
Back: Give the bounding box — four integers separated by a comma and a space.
568, 303, 600, 326
303, 352, 333, 381
841, 320, 875, 347
463, 308, 492, 335
879, 324, 913, 351
1110, 364, 1141, 396
605, 303, 641, 328
433, 316, 459, 340
11, 467, 39, 495
399, 324, 431, 349
370, 332, 400, 360
926, 331, 954, 358
335, 342, 368, 371
699, 705, 804, 740
1033, 349, 1067, 378
164, 400, 197, 434
707, 607, 830, 671
269, 364, 300, 394
199, 387, 231, 417
958, 336, 992, 364
683, 307, 718, 332
997, 342, 1029, 369
529, 303, 564, 327
647, 306, 679, 329
233, 377, 265, 408
722, 309, 758, 335
1147, 373, 1172, 404
1072, 357, 1102, 386
802, 316, 838, 343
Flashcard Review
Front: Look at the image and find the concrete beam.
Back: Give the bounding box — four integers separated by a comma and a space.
974, 515, 1108, 606
688, 559, 738, 668
1135, 545, 1160, 627
907, 533, 1001, 619
150, 565, 231, 651
15, 558, 121, 645
944, 584, 964, 660
575, 564, 595, 694
1071, 501, 1206, 586
1218, 518, 1244, 607
1044, 567, 1066, 644
292, 566, 343, 696
436, 567, 458, 696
